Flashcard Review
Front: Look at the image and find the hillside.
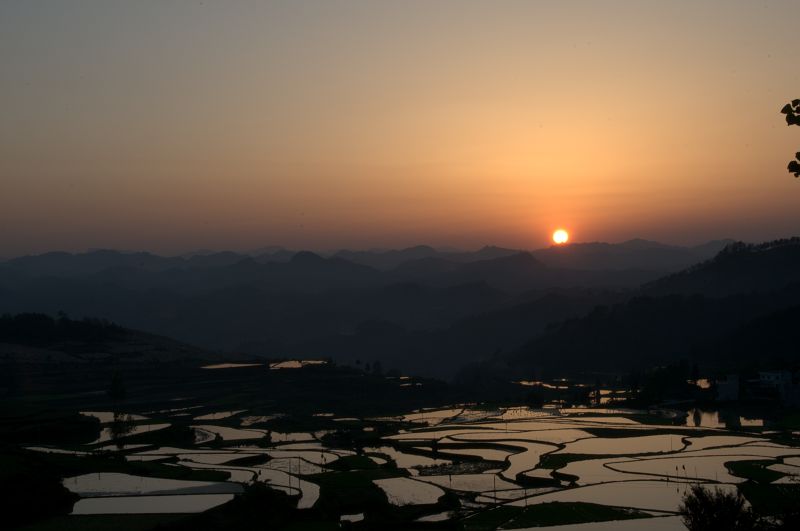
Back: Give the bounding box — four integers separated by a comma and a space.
0, 313, 218, 365
290, 288, 625, 379
494, 284, 800, 379
531, 239, 732, 272
644, 238, 800, 296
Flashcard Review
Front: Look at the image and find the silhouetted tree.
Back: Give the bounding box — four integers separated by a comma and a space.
1, 457, 78, 528
780, 100, 799, 177
109, 412, 135, 449
692, 408, 702, 428
679, 485, 759, 530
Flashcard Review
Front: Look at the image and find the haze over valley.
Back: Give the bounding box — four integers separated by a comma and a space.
1, 237, 744, 378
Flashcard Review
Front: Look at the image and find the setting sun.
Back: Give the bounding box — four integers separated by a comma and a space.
553, 229, 569, 245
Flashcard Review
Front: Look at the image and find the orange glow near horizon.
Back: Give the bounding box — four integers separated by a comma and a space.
1, 2, 799, 255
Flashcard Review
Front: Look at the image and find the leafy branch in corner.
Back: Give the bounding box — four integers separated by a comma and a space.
780, 99, 800, 177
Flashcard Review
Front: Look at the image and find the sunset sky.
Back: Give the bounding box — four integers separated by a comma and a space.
1, 1, 799, 256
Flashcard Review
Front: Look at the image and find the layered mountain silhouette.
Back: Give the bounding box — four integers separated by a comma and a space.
481, 238, 800, 379
2, 238, 794, 378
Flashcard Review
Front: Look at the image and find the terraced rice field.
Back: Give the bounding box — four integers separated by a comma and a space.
27, 405, 800, 528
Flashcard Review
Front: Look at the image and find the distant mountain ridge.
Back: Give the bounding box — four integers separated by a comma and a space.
530, 238, 734, 272
1, 237, 787, 379
2, 238, 730, 278
462, 238, 800, 380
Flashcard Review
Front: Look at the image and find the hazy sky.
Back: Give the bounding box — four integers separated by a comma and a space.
1, 1, 799, 256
